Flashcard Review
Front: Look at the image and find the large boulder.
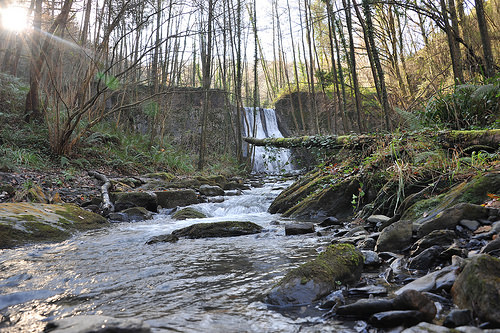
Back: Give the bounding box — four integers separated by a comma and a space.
401, 172, 500, 237
44, 315, 150, 333
266, 243, 363, 306
171, 221, 262, 239
415, 203, 489, 238
112, 191, 158, 212
0, 203, 108, 248
451, 254, 500, 324
155, 189, 199, 209
375, 219, 413, 252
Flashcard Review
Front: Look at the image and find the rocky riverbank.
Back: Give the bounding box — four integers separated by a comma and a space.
1, 146, 500, 332
0, 170, 254, 248
266, 170, 500, 332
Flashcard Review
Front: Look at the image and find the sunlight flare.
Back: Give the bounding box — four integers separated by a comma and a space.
1, 6, 28, 32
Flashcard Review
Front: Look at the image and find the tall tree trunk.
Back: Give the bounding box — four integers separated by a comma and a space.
198, 0, 214, 170
25, 0, 43, 122
474, 0, 495, 78
362, 0, 391, 131
325, 0, 342, 134
440, 0, 464, 84
287, 0, 306, 133
448, 0, 465, 80
303, 0, 320, 134
342, 0, 364, 133
80, 0, 92, 44
334, 18, 349, 133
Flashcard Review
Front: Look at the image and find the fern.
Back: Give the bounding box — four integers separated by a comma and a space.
394, 107, 422, 131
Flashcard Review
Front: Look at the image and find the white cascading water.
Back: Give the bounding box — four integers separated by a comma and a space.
242, 107, 293, 174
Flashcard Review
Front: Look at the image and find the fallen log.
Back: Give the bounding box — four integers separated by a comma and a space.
88, 171, 114, 214
243, 134, 378, 150
243, 129, 500, 151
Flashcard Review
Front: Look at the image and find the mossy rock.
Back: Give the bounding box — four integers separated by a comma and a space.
268, 170, 324, 214
403, 171, 500, 224
196, 175, 227, 188
171, 221, 262, 238
0, 203, 108, 248
266, 243, 363, 306
451, 254, 500, 324
172, 207, 207, 220
283, 176, 360, 220
143, 172, 175, 181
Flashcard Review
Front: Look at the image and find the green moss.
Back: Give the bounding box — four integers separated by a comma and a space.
269, 170, 334, 214
280, 243, 363, 287
24, 221, 69, 241
17, 214, 39, 222
55, 204, 108, 231
457, 172, 500, 204
144, 172, 175, 181
402, 193, 446, 221
196, 175, 227, 187
172, 207, 207, 220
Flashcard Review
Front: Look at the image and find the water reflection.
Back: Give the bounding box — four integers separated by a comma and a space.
0, 180, 353, 332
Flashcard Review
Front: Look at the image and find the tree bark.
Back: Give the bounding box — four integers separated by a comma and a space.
244, 129, 500, 151
474, 0, 495, 78
362, 0, 391, 131
342, 0, 365, 133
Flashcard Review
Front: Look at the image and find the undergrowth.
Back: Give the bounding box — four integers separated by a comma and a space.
0, 73, 242, 176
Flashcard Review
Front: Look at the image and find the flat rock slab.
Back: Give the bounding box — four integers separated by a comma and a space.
0, 202, 108, 248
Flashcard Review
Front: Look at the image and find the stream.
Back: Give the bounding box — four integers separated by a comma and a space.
0, 178, 357, 332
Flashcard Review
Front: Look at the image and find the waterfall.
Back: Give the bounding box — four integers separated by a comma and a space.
242, 107, 293, 174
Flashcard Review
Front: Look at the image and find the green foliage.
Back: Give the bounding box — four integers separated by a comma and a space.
144, 101, 160, 118
83, 123, 196, 174
394, 107, 423, 131
0, 73, 28, 117
96, 72, 121, 91
0, 145, 45, 170
422, 82, 500, 129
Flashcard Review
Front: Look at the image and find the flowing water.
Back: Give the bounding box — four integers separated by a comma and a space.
0, 179, 356, 333
242, 108, 294, 174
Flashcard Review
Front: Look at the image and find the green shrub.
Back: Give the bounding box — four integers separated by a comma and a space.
422, 82, 500, 129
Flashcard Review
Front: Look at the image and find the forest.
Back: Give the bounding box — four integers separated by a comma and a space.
1, 1, 500, 332
0, 0, 498, 174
